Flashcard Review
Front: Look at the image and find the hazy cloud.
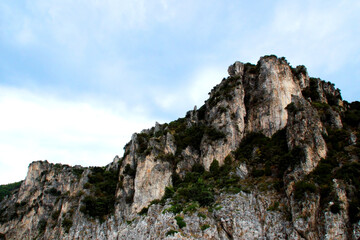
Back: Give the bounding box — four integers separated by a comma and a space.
0, 86, 155, 184
0, 0, 359, 184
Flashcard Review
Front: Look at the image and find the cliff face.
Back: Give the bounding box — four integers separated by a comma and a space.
1, 55, 359, 240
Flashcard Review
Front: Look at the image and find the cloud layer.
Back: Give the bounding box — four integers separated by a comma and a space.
0, 86, 155, 184
0, 0, 359, 183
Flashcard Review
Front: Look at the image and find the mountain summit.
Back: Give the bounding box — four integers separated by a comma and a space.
1, 55, 359, 239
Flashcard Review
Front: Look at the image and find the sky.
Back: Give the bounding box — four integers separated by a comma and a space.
0, 0, 359, 184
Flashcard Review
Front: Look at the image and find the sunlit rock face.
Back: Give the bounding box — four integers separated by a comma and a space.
1, 55, 357, 240
243, 56, 302, 137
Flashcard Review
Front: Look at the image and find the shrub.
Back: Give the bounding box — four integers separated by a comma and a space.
302, 78, 320, 101
164, 203, 183, 214
205, 127, 226, 141
342, 101, 360, 128
285, 102, 297, 113
244, 62, 259, 74
46, 187, 62, 196
175, 216, 186, 229
150, 199, 161, 205
197, 105, 207, 120
0, 181, 22, 202
294, 181, 316, 200
252, 169, 265, 178
172, 173, 181, 188
162, 187, 175, 200
198, 213, 207, 219
201, 224, 210, 231
177, 179, 214, 206
166, 230, 178, 236
174, 125, 205, 155
139, 207, 148, 216
123, 164, 136, 177
184, 202, 199, 214
136, 133, 150, 154
156, 153, 176, 163
192, 163, 205, 174
210, 160, 220, 176
72, 168, 84, 179
80, 167, 119, 221
336, 162, 360, 188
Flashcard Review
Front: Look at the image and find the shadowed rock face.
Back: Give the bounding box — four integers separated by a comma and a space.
1, 55, 359, 240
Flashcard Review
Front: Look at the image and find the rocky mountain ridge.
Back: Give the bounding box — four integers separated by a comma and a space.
0, 55, 359, 239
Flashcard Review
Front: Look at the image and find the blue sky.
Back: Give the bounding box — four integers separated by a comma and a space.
0, 0, 359, 184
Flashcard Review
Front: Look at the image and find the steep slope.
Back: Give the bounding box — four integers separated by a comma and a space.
0, 55, 359, 240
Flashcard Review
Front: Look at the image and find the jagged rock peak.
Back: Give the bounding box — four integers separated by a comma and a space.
1, 55, 359, 240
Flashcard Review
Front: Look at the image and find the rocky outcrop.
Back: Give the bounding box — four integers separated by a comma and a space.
243, 56, 302, 137
1, 55, 358, 240
286, 95, 327, 181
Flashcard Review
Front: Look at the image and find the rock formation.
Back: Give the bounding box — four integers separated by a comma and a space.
1, 55, 359, 239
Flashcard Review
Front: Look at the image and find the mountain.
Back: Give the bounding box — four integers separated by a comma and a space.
0, 55, 359, 240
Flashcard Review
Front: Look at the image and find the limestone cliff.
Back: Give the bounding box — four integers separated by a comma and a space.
1, 55, 359, 240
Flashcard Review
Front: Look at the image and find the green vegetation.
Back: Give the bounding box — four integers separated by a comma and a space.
123, 164, 136, 177
72, 168, 84, 179
201, 224, 210, 231
233, 129, 302, 178
302, 78, 320, 101
197, 105, 207, 121
0, 181, 22, 202
160, 157, 243, 216
80, 166, 119, 222
136, 133, 151, 154
167, 118, 225, 155
138, 207, 148, 216
293, 181, 316, 200
311, 101, 333, 123
343, 101, 360, 128
174, 216, 186, 229
45, 187, 62, 196
156, 129, 304, 217
198, 212, 206, 219
207, 76, 241, 108
301, 116, 360, 222
291, 65, 307, 78
165, 230, 178, 236
244, 62, 259, 75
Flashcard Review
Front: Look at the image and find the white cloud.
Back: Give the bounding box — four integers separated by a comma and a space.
151, 66, 226, 115
189, 67, 226, 106
254, 1, 359, 72
0, 86, 155, 184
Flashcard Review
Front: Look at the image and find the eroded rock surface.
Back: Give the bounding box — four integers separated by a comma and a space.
1, 55, 358, 240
